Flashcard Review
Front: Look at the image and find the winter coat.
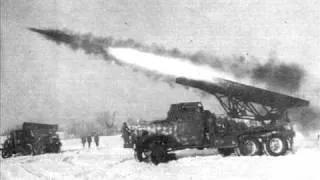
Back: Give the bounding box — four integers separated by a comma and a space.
94, 135, 99, 143
81, 136, 86, 144
87, 136, 92, 143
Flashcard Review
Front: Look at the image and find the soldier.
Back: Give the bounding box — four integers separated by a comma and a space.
93, 133, 100, 147
87, 135, 92, 148
81, 136, 86, 148
121, 122, 130, 148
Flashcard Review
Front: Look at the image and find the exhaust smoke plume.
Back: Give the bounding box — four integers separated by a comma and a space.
29, 28, 305, 92
29, 28, 318, 134
290, 106, 320, 136
108, 48, 231, 82
252, 59, 304, 92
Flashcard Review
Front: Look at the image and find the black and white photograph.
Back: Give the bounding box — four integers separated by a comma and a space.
1, 0, 320, 179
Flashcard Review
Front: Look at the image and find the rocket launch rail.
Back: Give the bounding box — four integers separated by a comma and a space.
176, 77, 309, 120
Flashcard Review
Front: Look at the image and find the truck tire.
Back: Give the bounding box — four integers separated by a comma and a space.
265, 134, 288, 156
2, 149, 13, 158
218, 148, 234, 156
237, 136, 262, 156
150, 142, 168, 165
2, 140, 13, 158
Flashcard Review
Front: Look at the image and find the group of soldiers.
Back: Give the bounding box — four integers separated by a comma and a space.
81, 134, 99, 148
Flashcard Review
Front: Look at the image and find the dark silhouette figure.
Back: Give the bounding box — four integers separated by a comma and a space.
87, 136, 92, 148
94, 134, 100, 147
121, 122, 131, 148
81, 136, 86, 148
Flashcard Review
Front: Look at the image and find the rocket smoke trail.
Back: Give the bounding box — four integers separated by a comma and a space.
29, 28, 319, 135
29, 27, 305, 93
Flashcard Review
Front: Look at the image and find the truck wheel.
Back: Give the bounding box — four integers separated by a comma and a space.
218, 148, 234, 156
265, 135, 288, 156
2, 140, 13, 158
238, 137, 262, 156
2, 149, 13, 158
150, 143, 168, 165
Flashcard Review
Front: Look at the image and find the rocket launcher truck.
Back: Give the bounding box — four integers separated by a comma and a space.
121, 77, 309, 165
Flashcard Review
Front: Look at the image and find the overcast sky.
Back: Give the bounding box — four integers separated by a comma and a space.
1, 0, 319, 132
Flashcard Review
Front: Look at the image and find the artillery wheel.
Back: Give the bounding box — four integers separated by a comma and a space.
218, 148, 234, 157
237, 136, 262, 156
265, 134, 288, 156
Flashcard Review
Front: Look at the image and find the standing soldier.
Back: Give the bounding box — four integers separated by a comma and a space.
87, 135, 92, 148
94, 133, 100, 148
121, 122, 131, 148
81, 136, 86, 148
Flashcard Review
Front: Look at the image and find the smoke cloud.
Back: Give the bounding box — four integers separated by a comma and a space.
29, 28, 305, 93
28, 27, 320, 135
252, 59, 305, 92
290, 106, 320, 136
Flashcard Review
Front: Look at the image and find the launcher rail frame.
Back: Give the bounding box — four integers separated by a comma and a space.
176, 77, 309, 121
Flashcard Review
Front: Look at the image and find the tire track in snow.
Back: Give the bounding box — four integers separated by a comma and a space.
71, 157, 136, 179
20, 164, 45, 179
106, 157, 134, 168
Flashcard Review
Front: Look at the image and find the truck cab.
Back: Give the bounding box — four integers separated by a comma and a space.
167, 102, 205, 146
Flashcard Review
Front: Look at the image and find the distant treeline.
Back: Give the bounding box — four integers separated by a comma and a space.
65, 111, 120, 137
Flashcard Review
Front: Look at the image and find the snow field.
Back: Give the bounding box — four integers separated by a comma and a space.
0, 135, 319, 180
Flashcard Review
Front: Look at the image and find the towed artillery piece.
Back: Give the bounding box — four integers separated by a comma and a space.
1, 122, 62, 158
122, 77, 309, 164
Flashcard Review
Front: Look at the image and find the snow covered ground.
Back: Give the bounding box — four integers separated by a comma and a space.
1, 134, 319, 180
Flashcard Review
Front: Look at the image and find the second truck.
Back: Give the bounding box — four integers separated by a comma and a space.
1, 122, 62, 158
